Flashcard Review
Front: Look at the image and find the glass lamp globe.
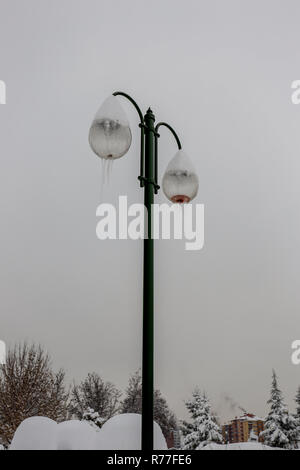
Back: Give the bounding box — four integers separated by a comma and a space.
89, 95, 132, 159
162, 150, 199, 203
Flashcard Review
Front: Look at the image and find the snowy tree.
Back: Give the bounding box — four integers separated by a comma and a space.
70, 373, 121, 423
260, 370, 298, 449
121, 371, 141, 414
293, 386, 300, 446
121, 371, 177, 441
181, 389, 223, 450
0, 343, 68, 446
82, 407, 105, 429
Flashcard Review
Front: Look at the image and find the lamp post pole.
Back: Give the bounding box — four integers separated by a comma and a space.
142, 108, 156, 451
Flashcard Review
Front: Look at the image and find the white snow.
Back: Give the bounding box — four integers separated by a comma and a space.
9, 416, 291, 450
57, 420, 98, 450
238, 415, 263, 422
201, 442, 282, 450
10, 417, 58, 451
96, 414, 167, 450
10, 414, 167, 450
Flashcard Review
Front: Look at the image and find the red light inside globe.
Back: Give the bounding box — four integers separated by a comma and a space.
171, 195, 191, 204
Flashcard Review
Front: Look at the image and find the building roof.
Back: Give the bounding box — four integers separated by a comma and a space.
223, 413, 264, 426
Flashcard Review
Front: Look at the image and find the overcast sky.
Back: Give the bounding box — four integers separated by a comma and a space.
1, 0, 300, 423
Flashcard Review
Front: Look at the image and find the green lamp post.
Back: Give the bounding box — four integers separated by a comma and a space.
89, 92, 199, 451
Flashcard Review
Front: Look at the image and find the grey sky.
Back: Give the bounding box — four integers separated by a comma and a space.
1, 0, 300, 423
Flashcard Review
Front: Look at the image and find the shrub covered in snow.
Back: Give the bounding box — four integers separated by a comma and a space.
82, 408, 105, 429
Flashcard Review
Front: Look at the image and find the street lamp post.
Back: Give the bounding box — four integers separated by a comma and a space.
141, 107, 156, 451
89, 92, 199, 451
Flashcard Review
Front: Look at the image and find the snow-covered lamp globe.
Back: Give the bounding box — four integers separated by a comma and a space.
89, 96, 132, 159
162, 150, 199, 203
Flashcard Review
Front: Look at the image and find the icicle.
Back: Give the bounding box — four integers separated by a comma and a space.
98, 158, 115, 202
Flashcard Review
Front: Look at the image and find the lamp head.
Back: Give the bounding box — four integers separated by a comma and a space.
89, 95, 132, 160
162, 150, 199, 203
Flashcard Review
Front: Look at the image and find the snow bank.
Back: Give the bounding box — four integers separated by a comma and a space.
10, 414, 167, 450
57, 420, 99, 450
201, 442, 282, 450
10, 417, 58, 450
96, 414, 167, 450
9, 418, 286, 451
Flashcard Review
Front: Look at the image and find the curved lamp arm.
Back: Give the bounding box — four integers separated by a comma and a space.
154, 122, 182, 194
113, 91, 145, 187
113, 91, 144, 123
155, 122, 182, 150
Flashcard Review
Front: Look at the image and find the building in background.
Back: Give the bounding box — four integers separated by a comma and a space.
222, 413, 264, 443
166, 429, 182, 449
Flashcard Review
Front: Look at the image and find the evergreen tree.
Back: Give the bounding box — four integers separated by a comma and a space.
295, 386, 300, 418
293, 386, 300, 446
260, 370, 297, 449
181, 389, 223, 450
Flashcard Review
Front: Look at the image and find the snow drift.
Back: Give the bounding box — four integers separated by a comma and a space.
201, 442, 282, 450
96, 414, 167, 450
10, 417, 58, 451
57, 420, 98, 450
10, 414, 167, 450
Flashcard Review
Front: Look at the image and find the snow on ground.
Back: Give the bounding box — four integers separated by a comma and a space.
57, 420, 98, 450
10, 414, 167, 450
201, 442, 282, 450
9, 416, 286, 451
97, 414, 167, 450
10, 417, 58, 451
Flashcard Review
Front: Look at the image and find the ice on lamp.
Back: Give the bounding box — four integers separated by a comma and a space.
162, 150, 199, 203
89, 95, 132, 160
